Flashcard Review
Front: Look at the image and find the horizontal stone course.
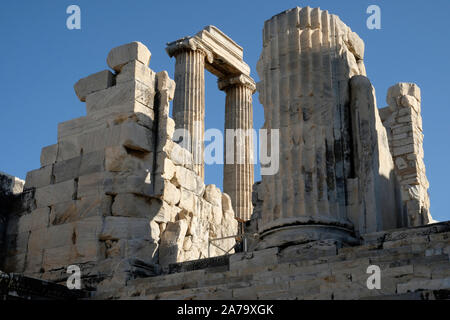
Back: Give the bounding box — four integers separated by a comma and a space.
106, 222, 450, 300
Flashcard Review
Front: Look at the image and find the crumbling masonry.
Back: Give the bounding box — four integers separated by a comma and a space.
0, 6, 448, 300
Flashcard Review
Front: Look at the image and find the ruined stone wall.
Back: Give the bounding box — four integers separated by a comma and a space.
2, 42, 237, 290
0, 172, 25, 269
380, 83, 432, 227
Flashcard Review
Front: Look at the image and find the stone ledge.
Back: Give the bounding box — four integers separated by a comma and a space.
0, 270, 87, 300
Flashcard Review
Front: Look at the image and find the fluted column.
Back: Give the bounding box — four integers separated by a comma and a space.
219, 75, 256, 222
256, 7, 366, 248
167, 39, 208, 179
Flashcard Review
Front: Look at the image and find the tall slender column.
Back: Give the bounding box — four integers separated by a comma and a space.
219, 75, 256, 222
167, 39, 207, 179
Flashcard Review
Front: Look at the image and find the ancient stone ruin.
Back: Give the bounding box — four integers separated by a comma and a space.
0, 7, 448, 300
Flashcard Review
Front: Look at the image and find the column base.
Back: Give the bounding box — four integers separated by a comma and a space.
256, 224, 359, 250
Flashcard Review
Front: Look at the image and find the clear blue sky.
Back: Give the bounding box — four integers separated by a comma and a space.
0, 1, 449, 221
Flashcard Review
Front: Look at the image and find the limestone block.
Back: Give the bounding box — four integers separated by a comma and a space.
105, 147, 153, 175
114, 121, 154, 153
158, 157, 176, 181
50, 196, 112, 225
76, 216, 105, 241
100, 216, 151, 241
104, 174, 153, 198
203, 184, 222, 207
178, 188, 195, 214
211, 205, 222, 226
393, 144, 415, 157
157, 118, 176, 142
156, 71, 176, 100
149, 199, 173, 223
74, 70, 114, 102
88, 99, 155, 130
42, 240, 102, 271
387, 83, 421, 108
24, 165, 53, 189
346, 30, 365, 60
27, 227, 47, 257
124, 239, 159, 265
159, 220, 188, 265
43, 223, 74, 249
56, 136, 81, 162
229, 247, 279, 272
86, 80, 155, 115
397, 277, 450, 294
57, 116, 107, 141
34, 179, 76, 208
57, 122, 154, 162
116, 60, 155, 86
161, 181, 181, 206
40, 144, 58, 167
77, 172, 108, 198
173, 166, 204, 195
401, 95, 420, 113
107, 41, 151, 72
112, 193, 153, 218
53, 156, 81, 184
30, 207, 50, 231
43, 217, 103, 250
80, 150, 105, 176
105, 146, 128, 172
168, 143, 194, 170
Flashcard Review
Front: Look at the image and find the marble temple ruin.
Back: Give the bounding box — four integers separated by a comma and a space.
0, 7, 448, 300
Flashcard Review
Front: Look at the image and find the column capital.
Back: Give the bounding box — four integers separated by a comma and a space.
218, 74, 256, 93
166, 37, 213, 63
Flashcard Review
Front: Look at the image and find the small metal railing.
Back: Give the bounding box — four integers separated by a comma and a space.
208, 233, 259, 258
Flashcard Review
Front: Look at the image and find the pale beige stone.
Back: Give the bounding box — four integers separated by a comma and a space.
86, 80, 155, 115
112, 193, 152, 218
173, 166, 204, 195
107, 41, 151, 72
203, 184, 222, 207
159, 219, 188, 265
34, 180, 76, 208
24, 165, 53, 189
100, 216, 150, 241
50, 196, 112, 225
116, 60, 155, 86
156, 71, 176, 100
74, 70, 114, 102
169, 143, 194, 169
179, 188, 195, 214
40, 144, 58, 167
162, 181, 181, 206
